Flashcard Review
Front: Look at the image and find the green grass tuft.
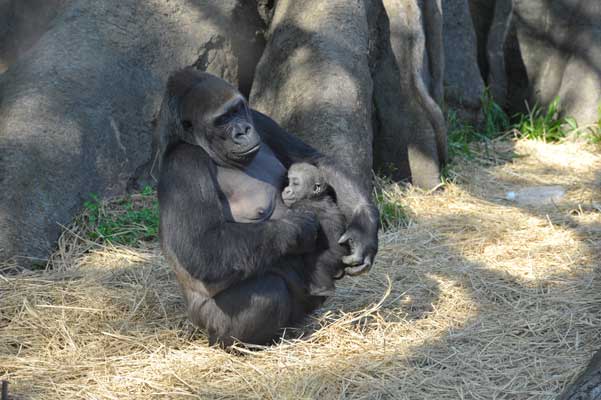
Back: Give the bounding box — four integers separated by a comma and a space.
447, 90, 512, 161
83, 186, 159, 246
447, 92, 594, 164
447, 110, 477, 160
447, 90, 512, 160
373, 177, 408, 230
481, 90, 512, 138
581, 105, 601, 146
513, 97, 576, 142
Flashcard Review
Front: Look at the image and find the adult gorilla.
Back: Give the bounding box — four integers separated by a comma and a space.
156, 68, 379, 347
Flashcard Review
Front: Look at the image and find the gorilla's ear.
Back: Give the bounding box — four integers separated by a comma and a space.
313, 183, 322, 194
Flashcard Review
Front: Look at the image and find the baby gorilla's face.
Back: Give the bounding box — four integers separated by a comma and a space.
282, 163, 324, 207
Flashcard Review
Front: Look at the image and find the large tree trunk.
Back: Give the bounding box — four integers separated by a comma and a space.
442, 0, 485, 125
250, 0, 374, 192
485, 0, 513, 106
0, 0, 263, 263
370, 0, 447, 189
468, 0, 513, 106
251, 0, 448, 191
468, 0, 495, 86
470, 0, 601, 125
511, 0, 601, 126
558, 350, 601, 400
368, 0, 411, 182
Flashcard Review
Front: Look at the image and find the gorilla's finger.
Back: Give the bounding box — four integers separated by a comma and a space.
338, 232, 351, 245
345, 261, 372, 276
342, 253, 363, 266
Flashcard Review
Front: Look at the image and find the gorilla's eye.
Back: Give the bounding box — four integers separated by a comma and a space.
182, 120, 193, 131
214, 100, 246, 126
214, 114, 227, 127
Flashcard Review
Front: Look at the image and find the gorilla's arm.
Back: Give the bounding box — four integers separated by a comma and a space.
252, 110, 379, 275
158, 143, 316, 295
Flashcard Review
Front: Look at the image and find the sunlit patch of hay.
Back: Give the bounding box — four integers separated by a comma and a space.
1, 139, 601, 399
513, 140, 601, 175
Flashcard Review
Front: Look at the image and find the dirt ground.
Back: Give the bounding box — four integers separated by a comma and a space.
1, 138, 600, 399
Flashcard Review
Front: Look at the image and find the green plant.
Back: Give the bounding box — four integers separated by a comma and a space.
513, 97, 576, 142
447, 109, 475, 160
583, 104, 601, 145
446, 89, 511, 161
447, 93, 585, 163
440, 163, 457, 182
588, 129, 601, 146
83, 186, 159, 245
481, 89, 511, 138
373, 177, 408, 230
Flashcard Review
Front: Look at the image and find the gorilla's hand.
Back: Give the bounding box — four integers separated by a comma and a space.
280, 210, 319, 255
338, 204, 379, 276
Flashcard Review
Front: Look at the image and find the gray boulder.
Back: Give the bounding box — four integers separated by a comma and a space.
0, 0, 263, 262
0, 0, 70, 73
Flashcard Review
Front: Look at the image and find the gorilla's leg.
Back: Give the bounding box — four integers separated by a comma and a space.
195, 274, 294, 346
303, 250, 339, 297
308, 265, 336, 297
270, 265, 326, 313
190, 269, 317, 347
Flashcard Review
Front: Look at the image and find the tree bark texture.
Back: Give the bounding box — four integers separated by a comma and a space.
2, 0, 601, 264
470, 0, 601, 125
442, 0, 485, 125
250, 0, 375, 193
370, 0, 447, 189
0, 0, 71, 73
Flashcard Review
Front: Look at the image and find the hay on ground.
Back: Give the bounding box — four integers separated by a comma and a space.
1, 138, 601, 399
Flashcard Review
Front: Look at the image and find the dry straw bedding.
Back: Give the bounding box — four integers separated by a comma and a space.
1, 139, 601, 399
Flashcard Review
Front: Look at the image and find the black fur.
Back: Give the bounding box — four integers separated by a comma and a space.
156, 68, 379, 347
283, 163, 347, 296
289, 196, 347, 296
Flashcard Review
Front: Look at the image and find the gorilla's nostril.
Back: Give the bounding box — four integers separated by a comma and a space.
245, 125, 251, 134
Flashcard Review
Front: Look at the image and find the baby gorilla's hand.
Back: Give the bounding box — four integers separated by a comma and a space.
281, 210, 319, 255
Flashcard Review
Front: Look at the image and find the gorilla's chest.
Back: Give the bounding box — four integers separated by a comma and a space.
216, 145, 287, 223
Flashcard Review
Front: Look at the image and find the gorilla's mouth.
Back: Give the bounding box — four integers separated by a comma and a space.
233, 144, 260, 158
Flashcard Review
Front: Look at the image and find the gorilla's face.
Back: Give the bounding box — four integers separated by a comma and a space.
282, 163, 325, 207
178, 73, 261, 168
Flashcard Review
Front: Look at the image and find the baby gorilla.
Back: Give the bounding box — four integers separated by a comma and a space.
282, 163, 347, 296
